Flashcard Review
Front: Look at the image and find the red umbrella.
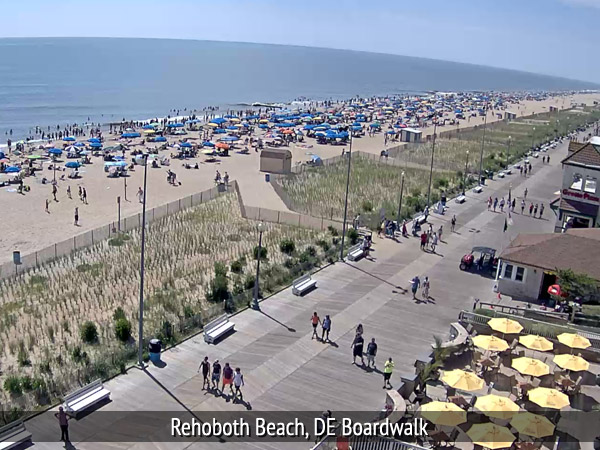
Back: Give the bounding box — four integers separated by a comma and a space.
215, 142, 230, 150
548, 284, 566, 297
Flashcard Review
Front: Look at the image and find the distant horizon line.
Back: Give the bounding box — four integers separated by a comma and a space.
1, 36, 599, 87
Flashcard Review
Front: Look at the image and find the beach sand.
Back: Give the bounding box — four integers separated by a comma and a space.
0, 92, 598, 264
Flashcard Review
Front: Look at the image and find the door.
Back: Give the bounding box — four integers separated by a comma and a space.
539, 272, 557, 301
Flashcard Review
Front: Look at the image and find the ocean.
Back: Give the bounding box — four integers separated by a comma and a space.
0, 37, 597, 140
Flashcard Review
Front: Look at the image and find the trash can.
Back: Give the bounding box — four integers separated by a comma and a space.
149, 338, 162, 363
265, 173, 270, 182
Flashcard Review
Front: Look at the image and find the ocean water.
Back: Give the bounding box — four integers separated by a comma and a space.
0, 37, 597, 140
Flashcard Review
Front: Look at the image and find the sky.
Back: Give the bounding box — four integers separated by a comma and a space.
1, 0, 599, 83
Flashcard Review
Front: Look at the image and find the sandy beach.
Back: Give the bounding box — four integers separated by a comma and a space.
0, 91, 598, 264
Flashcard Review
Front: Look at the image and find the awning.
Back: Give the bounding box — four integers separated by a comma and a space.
559, 197, 599, 218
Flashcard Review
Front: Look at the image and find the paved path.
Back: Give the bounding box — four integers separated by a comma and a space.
25, 131, 590, 449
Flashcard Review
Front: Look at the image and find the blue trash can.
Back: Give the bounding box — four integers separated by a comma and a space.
265, 173, 270, 182
149, 338, 162, 363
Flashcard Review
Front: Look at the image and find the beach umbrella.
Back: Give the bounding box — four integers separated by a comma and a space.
210, 118, 226, 125
142, 124, 155, 129
258, 124, 269, 129
63, 136, 76, 142
143, 129, 156, 135
3, 166, 21, 173
488, 318, 523, 334
519, 335, 553, 352
201, 149, 216, 155
74, 142, 85, 147
528, 387, 570, 409
178, 142, 192, 148
467, 423, 515, 449
121, 132, 141, 138
89, 142, 103, 148
475, 395, 519, 420
510, 412, 555, 439
166, 123, 184, 128
65, 161, 81, 169
553, 354, 589, 372
25, 155, 43, 160
203, 141, 215, 147
420, 401, 466, 427
511, 357, 550, 377
557, 333, 591, 350
441, 370, 484, 392
220, 136, 239, 142
215, 142, 230, 150
207, 123, 219, 128
48, 148, 63, 155
472, 335, 509, 352
230, 118, 240, 123
88, 138, 101, 143
154, 136, 167, 142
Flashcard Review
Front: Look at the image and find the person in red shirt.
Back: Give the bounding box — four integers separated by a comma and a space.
311, 312, 321, 340
420, 232, 427, 251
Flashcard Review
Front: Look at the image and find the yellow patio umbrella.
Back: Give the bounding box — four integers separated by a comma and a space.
475, 395, 519, 420
420, 401, 467, 426
143, 129, 156, 134
467, 423, 515, 449
528, 387, 570, 409
553, 354, 589, 372
557, 333, 591, 350
510, 412, 555, 438
519, 335, 553, 352
488, 317, 523, 334
229, 118, 240, 123
473, 335, 509, 352
441, 369, 484, 392
207, 123, 219, 128
511, 357, 550, 377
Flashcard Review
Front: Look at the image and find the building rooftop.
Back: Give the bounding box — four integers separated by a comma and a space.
562, 141, 600, 168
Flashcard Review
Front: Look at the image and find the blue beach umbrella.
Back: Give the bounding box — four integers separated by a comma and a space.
203, 141, 216, 147
154, 136, 167, 142
210, 117, 227, 125
65, 161, 81, 169
4, 166, 21, 173
246, 115, 260, 120
63, 136, 76, 142
121, 132, 141, 138
74, 142, 85, 147
89, 142, 103, 148
48, 148, 63, 155
143, 124, 155, 129
213, 128, 227, 134
88, 138, 101, 143
220, 136, 239, 142
258, 124, 269, 129
227, 126, 238, 131
179, 142, 192, 148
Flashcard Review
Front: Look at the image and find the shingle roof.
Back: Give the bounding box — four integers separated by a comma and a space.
568, 141, 586, 154
500, 229, 600, 280
562, 142, 600, 167
559, 197, 599, 217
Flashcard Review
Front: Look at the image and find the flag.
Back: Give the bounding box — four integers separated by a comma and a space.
503, 218, 508, 233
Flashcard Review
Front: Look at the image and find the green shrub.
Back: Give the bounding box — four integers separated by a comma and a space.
361, 200, 373, 212
142, 351, 150, 363
214, 262, 228, 278
327, 226, 339, 236
3, 376, 21, 396
71, 345, 89, 364
17, 348, 30, 367
316, 239, 330, 251
348, 228, 359, 245
113, 307, 126, 321
305, 246, 317, 257
183, 305, 195, 318
243, 274, 255, 290
158, 320, 175, 344
253, 246, 268, 260
20, 375, 33, 392
115, 318, 132, 342
206, 262, 230, 303
279, 239, 296, 255
230, 259, 244, 274
108, 233, 130, 247
80, 321, 99, 344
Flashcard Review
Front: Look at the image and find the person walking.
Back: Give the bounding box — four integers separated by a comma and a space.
74, 207, 79, 226
451, 215, 456, 233
366, 338, 378, 369
383, 357, 395, 389
521, 199, 525, 215
431, 232, 438, 253
78, 185, 83, 201
82, 187, 87, 204
422, 276, 430, 300
511, 198, 516, 212
211, 360, 222, 391
222, 363, 234, 395
321, 315, 331, 342
487, 197, 492, 210
198, 356, 211, 390
310, 312, 321, 340
493, 197, 498, 212
66, 185, 72, 199
55, 406, 70, 443
351, 332, 365, 366
534, 203, 538, 218
539, 203, 545, 219
437, 225, 443, 243
499, 197, 505, 213
529, 203, 534, 216
137, 187, 144, 203
524, 188, 528, 200
411, 276, 421, 300
52, 183, 58, 202
233, 368, 244, 401
520, 166, 523, 176
45, 198, 50, 213
420, 231, 427, 251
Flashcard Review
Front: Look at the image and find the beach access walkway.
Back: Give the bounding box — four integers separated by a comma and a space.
25, 132, 582, 449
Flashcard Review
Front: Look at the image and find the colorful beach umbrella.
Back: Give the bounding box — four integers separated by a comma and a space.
472, 335, 509, 352
519, 335, 553, 352
467, 423, 515, 450
557, 333, 591, 349
475, 395, 519, 420
441, 370, 484, 392
528, 387, 570, 409
420, 402, 466, 426
488, 318, 523, 334
553, 354, 589, 372
510, 413, 555, 438
511, 357, 550, 377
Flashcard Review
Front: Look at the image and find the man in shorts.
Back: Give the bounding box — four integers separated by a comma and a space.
198, 356, 210, 390
222, 362, 234, 395
211, 360, 222, 391
366, 338, 378, 369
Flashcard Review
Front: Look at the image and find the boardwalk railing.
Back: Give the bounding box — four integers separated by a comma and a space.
312, 434, 430, 450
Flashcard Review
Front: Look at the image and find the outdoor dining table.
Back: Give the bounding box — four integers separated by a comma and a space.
448, 395, 471, 409
514, 441, 539, 450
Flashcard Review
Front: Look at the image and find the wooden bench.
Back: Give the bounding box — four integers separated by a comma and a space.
0, 420, 31, 450
473, 185, 483, 193
203, 314, 235, 344
347, 244, 365, 261
455, 194, 466, 204
63, 379, 110, 417
497, 171, 505, 178
292, 274, 317, 296
414, 214, 427, 225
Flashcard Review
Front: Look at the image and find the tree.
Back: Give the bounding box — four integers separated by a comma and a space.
115, 318, 132, 342
556, 268, 599, 303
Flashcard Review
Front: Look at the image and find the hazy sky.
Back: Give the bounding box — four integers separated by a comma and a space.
1, 0, 599, 83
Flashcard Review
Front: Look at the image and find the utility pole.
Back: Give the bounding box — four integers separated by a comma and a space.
463, 151, 469, 195
137, 154, 148, 368
426, 121, 438, 208
117, 196, 121, 231
478, 107, 488, 186
339, 135, 353, 261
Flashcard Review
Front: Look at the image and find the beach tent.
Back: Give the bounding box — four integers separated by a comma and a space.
3, 166, 20, 173
310, 155, 323, 166
104, 161, 128, 168
74, 142, 86, 147
65, 161, 81, 169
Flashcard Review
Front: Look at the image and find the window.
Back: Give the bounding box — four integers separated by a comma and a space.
584, 177, 597, 194
515, 267, 526, 282
570, 173, 583, 190
503, 264, 513, 279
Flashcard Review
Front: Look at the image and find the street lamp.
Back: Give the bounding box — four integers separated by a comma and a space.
252, 222, 265, 311
396, 171, 405, 227
531, 127, 536, 151
117, 196, 121, 232
426, 120, 438, 208
137, 154, 149, 368
463, 150, 469, 195
478, 106, 488, 186
556, 120, 560, 139
339, 134, 353, 261
506, 136, 512, 169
